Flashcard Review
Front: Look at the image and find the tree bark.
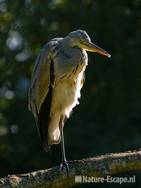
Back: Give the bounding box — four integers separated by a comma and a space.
0, 149, 141, 188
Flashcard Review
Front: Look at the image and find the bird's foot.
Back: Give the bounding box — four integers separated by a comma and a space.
59, 160, 69, 173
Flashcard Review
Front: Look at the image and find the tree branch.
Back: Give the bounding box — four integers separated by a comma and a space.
0, 149, 141, 188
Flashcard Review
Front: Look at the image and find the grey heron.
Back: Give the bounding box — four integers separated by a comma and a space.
28, 30, 111, 170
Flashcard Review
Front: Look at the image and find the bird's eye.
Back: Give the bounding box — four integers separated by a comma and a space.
79, 32, 84, 37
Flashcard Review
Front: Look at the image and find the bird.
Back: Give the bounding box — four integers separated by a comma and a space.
28, 29, 111, 171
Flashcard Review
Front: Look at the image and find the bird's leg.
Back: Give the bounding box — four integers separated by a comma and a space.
59, 116, 69, 172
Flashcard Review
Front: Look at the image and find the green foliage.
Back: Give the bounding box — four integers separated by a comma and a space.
0, 0, 141, 187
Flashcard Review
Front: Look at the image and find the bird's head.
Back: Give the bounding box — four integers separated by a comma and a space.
67, 30, 111, 58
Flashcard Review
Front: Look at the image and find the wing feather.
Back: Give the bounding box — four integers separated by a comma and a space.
28, 39, 63, 151
28, 45, 51, 119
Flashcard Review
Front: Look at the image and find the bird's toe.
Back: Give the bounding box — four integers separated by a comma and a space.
59, 160, 69, 173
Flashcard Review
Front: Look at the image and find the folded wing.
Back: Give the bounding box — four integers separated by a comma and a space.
28, 44, 54, 151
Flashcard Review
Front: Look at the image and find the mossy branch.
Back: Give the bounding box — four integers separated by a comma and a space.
0, 149, 141, 188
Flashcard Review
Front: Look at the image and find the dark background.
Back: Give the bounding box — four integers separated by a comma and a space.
0, 0, 141, 187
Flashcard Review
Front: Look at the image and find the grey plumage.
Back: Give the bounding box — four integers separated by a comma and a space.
28, 30, 110, 157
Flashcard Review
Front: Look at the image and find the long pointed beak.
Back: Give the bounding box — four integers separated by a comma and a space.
83, 41, 111, 58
